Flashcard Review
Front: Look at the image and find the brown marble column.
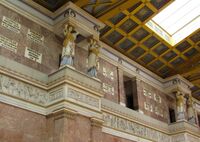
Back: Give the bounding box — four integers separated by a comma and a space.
52, 109, 77, 142
117, 65, 126, 106
90, 117, 104, 142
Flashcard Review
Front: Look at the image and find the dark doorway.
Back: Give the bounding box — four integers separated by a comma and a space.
198, 114, 200, 127
123, 76, 138, 110
169, 108, 176, 123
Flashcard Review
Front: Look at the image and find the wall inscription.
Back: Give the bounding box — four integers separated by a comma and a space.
0, 35, 18, 52
25, 47, 42, 63
1, 16, 21, 33
103, 113, 170, 142
143, 89, 164, 117
27, 29, 44, 44
103, 83, 114, 95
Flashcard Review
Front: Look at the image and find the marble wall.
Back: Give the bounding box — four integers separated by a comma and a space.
103, 133, 136, 142
137, 80, 172, 122
0, 103, 47, 142
0, 5, 62, 74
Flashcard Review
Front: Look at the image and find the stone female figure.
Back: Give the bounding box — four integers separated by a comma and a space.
187, 95, 196, 124
176, 92, 185, 121
87, 39, 100, 77
60, 24, 79, 67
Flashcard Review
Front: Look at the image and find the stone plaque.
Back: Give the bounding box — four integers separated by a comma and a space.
1, 16, 21, 33
103, 67, 114, 80
0, 35, 18, 52
27, 29, 44, 44
103, 83, 114, 95
25, 47, 42, 63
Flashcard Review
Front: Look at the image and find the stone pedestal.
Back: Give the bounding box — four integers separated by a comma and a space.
53, 109, 77, 142
90, 118, 104, 142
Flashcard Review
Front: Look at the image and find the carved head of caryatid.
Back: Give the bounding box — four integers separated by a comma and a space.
175, 90, 185, 104
88, 38, 100, 54
63, 24, 73, 35
187, 94, 194, 107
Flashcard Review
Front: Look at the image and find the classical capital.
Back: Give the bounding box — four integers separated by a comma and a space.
53, 108, 77, 120
91, 117, 104, 127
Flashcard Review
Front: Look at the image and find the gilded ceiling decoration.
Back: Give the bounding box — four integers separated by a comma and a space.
25, 0, 200, 99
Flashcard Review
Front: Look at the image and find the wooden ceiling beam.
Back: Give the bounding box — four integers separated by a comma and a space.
75, 0, 90, 7
98, 0, 140, 21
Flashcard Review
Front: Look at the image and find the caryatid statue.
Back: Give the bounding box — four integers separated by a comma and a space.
187, 95, 196, 124
176, 91, 185, 121
60, 24, 79, 67
87, 38, 100, 77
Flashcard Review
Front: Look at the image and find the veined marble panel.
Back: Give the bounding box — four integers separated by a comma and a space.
27, 29, 44, 44
103, 112, 170, 142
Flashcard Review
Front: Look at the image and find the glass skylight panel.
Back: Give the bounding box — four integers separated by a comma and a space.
146, 0, 200, 45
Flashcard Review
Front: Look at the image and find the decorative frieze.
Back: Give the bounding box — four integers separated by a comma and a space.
1, 16, 21, 33
171, 134, 186, 142
102, 83, 114, 95
0, 35, 18, 52
24, 47, 42, 63
27, 29, 44, 44
48, 88, 64, 103
67, 88, 99, 108
103, 113, 170, 142
0, 74, 47, 105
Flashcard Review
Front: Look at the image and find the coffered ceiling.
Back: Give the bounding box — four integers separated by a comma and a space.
23, 0, 200, 99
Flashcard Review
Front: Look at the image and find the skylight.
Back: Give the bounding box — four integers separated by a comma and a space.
146, 0, 200, 46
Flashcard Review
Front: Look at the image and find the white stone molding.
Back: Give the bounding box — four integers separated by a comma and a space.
48, 66, 103, 97
52, 108, 78, 120
164, 75, 193, 95
171, 133, 186, 142
102, 98, 200, 139
91, 117, 104, 127
169, 121, 200, 136
0, 74, 48, 106
102, 98, 169, 132
186, 133, 200, 142
102, 127, 152, 142
103, 112, 170, 142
